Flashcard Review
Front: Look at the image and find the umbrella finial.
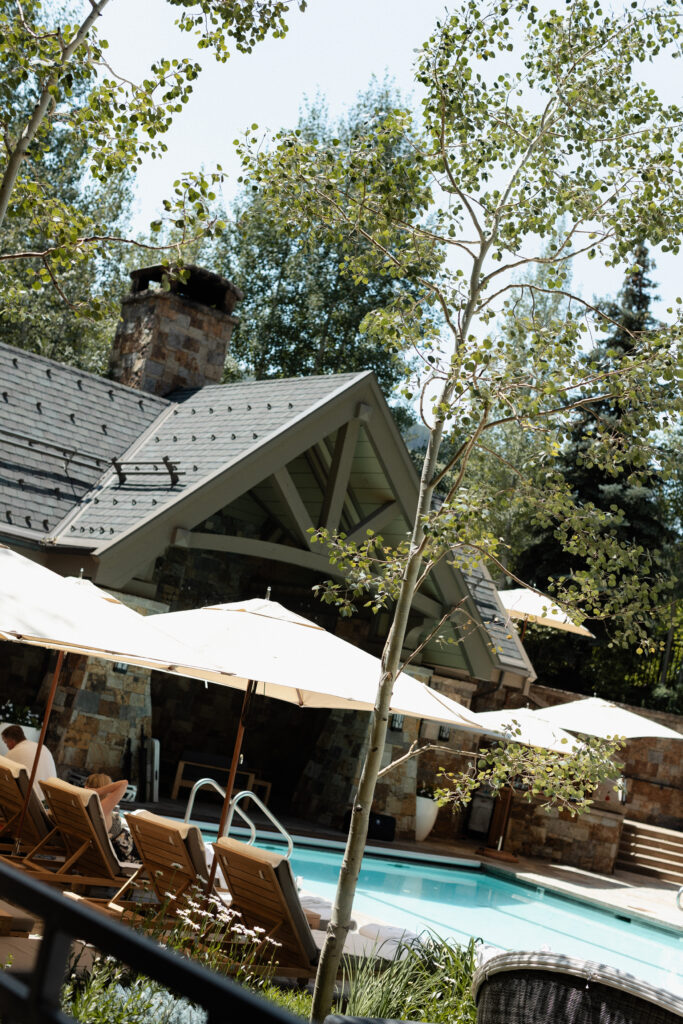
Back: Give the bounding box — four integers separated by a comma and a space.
265, 586, 271, 601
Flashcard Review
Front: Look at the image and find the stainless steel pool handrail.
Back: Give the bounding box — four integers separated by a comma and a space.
227, 790, 294, 859
183, 777, 294, 858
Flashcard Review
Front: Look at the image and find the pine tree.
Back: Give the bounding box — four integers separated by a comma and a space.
515, 247, 676, 700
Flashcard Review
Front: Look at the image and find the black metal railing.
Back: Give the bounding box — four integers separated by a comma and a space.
0, 861, 300, 1024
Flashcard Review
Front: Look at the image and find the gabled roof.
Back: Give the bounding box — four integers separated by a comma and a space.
55, 374, 363, 548
0, 341, 534, 682
0, 343, 167, 541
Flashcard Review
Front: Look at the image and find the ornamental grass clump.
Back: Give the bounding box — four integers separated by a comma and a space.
342, 933, 478, 1024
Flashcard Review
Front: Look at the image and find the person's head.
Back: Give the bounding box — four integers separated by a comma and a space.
2, 725, 26, 750
85, 773, 112, 790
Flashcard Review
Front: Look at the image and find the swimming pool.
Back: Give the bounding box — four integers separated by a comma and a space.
244, 837, 683, 995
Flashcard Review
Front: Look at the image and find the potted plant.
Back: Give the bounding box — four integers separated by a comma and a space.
0, 700, 42, 753
415, 781, 439, 841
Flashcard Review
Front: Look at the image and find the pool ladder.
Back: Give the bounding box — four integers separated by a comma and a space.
183, 777, 294, 858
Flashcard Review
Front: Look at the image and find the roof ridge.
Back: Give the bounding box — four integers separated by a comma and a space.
168, 370, 373, 400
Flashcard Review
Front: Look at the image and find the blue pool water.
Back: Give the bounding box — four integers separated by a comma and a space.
260, 840, 683, 995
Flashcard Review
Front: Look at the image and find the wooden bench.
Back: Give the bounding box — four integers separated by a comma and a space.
171, 760, 271, 806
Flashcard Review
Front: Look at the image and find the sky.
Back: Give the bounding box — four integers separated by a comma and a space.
96, 0, 682, 317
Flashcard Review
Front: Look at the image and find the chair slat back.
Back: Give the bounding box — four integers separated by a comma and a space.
41, 778, 122, 880
126, 811, 208, 905
213, 837, 318, 972
0, 754, 52, 847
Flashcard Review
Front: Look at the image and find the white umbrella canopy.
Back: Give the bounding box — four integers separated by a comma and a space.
0, 545, 227, 674
498, 588, 593, 638
475, 707, 580, 754
153, 597, 488, 875
534, 696, 683, 740
152, 598, 485, 731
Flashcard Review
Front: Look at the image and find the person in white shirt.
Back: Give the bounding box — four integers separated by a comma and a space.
1, 725, 57, 801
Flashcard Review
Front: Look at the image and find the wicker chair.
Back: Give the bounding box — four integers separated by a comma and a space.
472, 951, 683, 1024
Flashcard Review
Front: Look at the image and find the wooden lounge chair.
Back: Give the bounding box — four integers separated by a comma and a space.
124, 810, 222, 914
22, 778, 142, 897
472, 951, 683, 1024
0, 754, 62, 858
213, 837, 403, 980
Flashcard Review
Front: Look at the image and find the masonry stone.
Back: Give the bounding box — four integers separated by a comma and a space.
109, 265, 242, 397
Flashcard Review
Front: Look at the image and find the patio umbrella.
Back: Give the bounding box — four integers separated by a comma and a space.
498, 588, 593, 639
533, 697, 683, 740
0, 546, 219, 671
475, 707, 579, 754
152, 598, 489, 871
0, 545, 235, 846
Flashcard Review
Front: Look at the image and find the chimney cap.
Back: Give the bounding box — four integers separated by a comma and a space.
129, 264, 243, 314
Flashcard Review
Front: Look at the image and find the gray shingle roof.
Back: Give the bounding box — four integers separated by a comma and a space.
0, 343, 169, 540
55, 373, 364, 546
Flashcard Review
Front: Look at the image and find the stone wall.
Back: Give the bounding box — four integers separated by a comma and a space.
291, 674, 480, 840
506, 799, 624, 874
38, 593, 167, 782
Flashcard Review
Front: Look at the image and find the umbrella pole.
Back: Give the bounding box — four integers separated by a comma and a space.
13, 649, 64, 854
206, 678, 257, 892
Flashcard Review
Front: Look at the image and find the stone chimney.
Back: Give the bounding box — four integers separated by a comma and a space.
108, 264, 243, 396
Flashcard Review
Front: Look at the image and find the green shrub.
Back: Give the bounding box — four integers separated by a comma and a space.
342, 934, 478, 1024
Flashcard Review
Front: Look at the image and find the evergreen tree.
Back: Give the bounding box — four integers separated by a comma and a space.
515, 247, 676, 700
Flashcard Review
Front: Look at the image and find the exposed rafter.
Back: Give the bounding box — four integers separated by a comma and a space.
319, 419, 361, 532
346, 500, 401, 542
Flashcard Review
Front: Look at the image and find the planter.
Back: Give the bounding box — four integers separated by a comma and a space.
415, 794, 439, 841
0, 723, 41, 755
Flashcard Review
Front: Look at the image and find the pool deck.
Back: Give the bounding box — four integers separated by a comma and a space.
389, 833, 683, 934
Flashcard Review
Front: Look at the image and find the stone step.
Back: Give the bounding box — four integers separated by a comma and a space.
622, 819, 683, 851
617, 846, 683, 875
616, 819, 683, 884
618, 827, 683, 851
614, 855, 683, 886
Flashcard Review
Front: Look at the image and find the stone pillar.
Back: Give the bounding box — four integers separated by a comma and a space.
41, 593, 167, 782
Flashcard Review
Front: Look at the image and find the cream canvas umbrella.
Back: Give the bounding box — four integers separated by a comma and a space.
0, 545, 237, 845
498, 588, 593, 639
0, 546, 223, 672
152, 598, 486, 724
475, 707, 579, 754
533, 697, 683, 740
152, 598, 488, 858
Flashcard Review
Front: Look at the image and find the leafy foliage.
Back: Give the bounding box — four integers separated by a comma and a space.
436, 734, 623, 816
239, 2, 683, 1016
515, 249, 679, 700
0, 0, 304, 326
195, 83, 420, 398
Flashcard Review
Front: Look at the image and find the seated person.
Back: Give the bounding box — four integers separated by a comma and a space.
2, 725, 56, 801
84, 773, 138, 862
